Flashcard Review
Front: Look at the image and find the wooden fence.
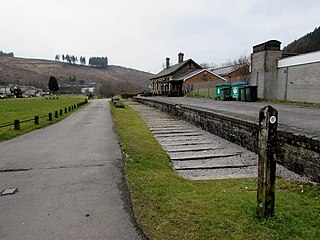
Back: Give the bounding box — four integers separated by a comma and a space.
0, 99, 88, 130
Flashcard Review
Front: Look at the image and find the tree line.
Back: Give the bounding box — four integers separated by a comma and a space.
55, 54, 86, 65
283, 26, 320, 54
0, 51, 14, 57
55, 54, 108, 68
88, 57, 108, 68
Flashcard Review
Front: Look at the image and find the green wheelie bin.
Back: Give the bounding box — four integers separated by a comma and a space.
221, 87, 232, 101
231, 82, 249, 100
215, 83, 231, 100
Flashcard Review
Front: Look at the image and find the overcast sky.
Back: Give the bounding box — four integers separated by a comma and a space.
1, 0, 319, 73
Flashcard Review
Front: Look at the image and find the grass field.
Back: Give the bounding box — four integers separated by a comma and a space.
0, 95, 87, 141
111, 100, 319, 240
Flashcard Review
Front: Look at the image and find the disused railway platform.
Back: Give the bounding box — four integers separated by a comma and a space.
128, 101, 309, 183
133, 97, 320, 183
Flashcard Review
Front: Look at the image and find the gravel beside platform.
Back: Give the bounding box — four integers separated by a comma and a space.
128, 102, 311, 183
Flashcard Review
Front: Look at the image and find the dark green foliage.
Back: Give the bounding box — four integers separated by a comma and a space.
283, 26, 320, 54
61, 54, 77, 64
121, 93, 137, 99
89, 57, 108, 68
0, 51, 14, 57
48, 76, 59, 93
79, 56, 86, 65
10, 86, 23, 98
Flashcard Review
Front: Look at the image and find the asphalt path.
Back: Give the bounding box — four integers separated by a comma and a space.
0, 99, 144, 240
142, 97, 320, 137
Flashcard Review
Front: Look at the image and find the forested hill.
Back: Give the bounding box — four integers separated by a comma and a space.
0, 57, 154, 92
283, 26, 320, 54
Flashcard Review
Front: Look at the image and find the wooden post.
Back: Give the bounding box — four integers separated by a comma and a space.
48, 113, 53, 121
65, 108, 67, 113
34, 116, 39, 125
257, 105, 278, 220
14, 120, 20, 130
68, 106, 71, 112
55, 110, 59, 118
59, 109, 63, 115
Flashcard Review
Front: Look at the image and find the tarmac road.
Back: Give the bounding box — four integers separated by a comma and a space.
0, 99, 144, 240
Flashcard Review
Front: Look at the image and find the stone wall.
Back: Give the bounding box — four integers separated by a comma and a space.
134, 97, 320, 183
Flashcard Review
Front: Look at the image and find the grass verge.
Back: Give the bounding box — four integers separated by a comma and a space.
111, 100, 319, 240
0, 95, 87, 141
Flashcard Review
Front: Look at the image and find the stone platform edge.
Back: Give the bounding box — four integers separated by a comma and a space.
133, 97, 320, 183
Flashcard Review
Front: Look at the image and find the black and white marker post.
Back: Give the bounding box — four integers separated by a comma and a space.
257, 105, 278, 220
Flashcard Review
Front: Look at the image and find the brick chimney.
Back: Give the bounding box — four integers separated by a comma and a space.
178, 52, 184, 63
166, 57, 170, 69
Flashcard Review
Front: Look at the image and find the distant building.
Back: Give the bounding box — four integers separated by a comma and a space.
175, 69, 227, 96
250, 40, 320, 103
150, 53, 203, 96
81, 87, 95, 94
24, 86, 43, 97
0, 84, 11, 96
210, 64, 250, 83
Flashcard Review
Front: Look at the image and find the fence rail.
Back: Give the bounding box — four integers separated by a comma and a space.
0, 99, 88, 130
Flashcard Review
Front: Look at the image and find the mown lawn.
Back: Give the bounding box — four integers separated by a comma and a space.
0, 95, 87, 141
111, 100, 319, 240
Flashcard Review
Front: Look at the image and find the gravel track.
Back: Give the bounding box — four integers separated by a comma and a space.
128, 102, 311, 183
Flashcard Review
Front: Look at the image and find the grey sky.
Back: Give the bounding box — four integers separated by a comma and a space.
1, 0, 319, 73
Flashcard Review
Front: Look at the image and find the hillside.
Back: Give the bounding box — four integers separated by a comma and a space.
0, 57, 154, 93
283, 26, 320, 54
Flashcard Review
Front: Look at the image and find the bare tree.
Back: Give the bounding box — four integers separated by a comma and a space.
200, 62, 218, 69
220, 53, 251, 82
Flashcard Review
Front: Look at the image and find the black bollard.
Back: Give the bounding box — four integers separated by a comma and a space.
14, 120, 20, 130
34, 116, 39, 125
48, 113, 53, 121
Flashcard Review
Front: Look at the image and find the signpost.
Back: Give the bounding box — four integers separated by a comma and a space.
257, 105, 278, 220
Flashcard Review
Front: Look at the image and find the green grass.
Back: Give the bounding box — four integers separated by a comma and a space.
0, 95, 87, 141
111, 100, 320, 240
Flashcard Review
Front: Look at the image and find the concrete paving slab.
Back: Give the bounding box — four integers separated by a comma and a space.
152, 129, 195, 134
161, 141, 213, 146
166, 146, 224, 152
155, 132, 204, 137
171, 152, 243, 161
174, 162, 257, 170
188, 174, 257, 181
